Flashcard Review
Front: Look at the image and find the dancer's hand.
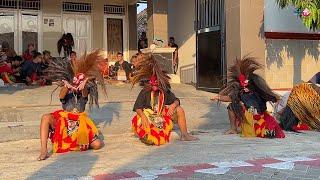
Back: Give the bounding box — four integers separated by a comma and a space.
141, 116, 150, 129
210, 95, 219, 101
77, 78, 89, 91
62, 80, 76, 91
167, 104, 176, 117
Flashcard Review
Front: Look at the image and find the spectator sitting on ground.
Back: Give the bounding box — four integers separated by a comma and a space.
40, 50, 53, 85
114, 52, 132, 81
23, 43, 36, 61
10, 56, 24, 83
1, 41, 17, 62
0, 53, 14, 84
42, 50, 52, 70
20, 51, 43, 85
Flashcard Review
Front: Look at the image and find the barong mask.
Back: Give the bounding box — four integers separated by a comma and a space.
46, 50, 107, 110
150, 75, 160, 92
238, 74, 250, 92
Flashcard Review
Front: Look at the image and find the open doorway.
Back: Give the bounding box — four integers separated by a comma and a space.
137, 2, 147, 52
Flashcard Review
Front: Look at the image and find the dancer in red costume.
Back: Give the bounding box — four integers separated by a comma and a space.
131, 53, 198, 145
211, 56, 285, 138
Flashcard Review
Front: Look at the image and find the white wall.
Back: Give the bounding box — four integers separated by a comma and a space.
168, 0, 196, 83
264, 0, 320, 33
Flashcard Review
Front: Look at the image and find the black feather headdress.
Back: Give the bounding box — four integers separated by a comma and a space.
219, 56, 279, 121
46, 49, 107, 110
131, 53, 171, 91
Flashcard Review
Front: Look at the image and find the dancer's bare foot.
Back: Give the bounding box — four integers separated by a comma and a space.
180, 134, 199, 141
224, 129, 238, 135
37, 151, 49, 161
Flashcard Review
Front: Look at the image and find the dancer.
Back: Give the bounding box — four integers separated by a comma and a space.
131, 53, 198, 145
211, 56, 285, 138
38, 50, 106, 160
279, 82, 320, 131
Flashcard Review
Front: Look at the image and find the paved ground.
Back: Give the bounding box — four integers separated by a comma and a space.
0, 83, 319, 180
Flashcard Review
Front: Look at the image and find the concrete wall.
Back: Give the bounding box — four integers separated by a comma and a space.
168, 0, 196, 83
264, 0, 320, 88
225, 0, 241, 68
239, 0, 266, 76
265, 39, 320, 88
128, 4, 138, 57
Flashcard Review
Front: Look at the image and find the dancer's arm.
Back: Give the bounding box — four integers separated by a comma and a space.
210, 95, 231, 102
136, 109, 149, 128
59, 86, 68, 99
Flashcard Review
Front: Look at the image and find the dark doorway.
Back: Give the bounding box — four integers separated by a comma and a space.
107, 18, 123, 60
197, 30, 223, 90
195, 0, 225, 92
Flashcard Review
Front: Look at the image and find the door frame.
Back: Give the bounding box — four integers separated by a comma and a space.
0, 9, 41, 54
62, 13, 92, 54
19, 10, 42, 54
103, 14, 128, 60
0, 9, 18, 52
195, 0, 226, 92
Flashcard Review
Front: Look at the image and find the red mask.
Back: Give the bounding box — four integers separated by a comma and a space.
149, 75, 159, 91
73, 73, 86, 87
238, 74, 249, 87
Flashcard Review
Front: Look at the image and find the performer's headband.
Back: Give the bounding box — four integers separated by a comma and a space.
238, 74, 249, 87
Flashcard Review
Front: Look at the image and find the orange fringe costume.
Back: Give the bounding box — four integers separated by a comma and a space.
46, 50, 107, 153
132, 91, 173, 145
219, 57, 285, 138
50, 110, 99, 153
241, 110, 285, 138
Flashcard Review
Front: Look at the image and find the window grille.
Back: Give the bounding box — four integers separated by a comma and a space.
62, 2, 91, 13
104, 5, 125, 15
196, 0, 223, 30
0, 0, 40, 10
19, 0, 40, 10
0, 0, 17, 9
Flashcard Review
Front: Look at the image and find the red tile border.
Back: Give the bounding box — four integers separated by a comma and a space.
95, 171, 140, 180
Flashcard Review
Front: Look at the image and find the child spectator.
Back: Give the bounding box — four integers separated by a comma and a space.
10, 56, 24, 82
1, 41, 17, 62
23, 43, 36, 61
20, 51, 43, 85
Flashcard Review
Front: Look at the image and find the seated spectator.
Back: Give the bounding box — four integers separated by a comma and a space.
114, 52, 132, 81
23, 43, 36, 61
10, 56, 24, 82
40, 50, 53, 85
1, 41, 17, 62
20, 52, 43, 85
41, 50, 52, 70
0, 54, 14, 84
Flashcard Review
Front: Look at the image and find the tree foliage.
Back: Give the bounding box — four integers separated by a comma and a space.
276, 0, 320, 30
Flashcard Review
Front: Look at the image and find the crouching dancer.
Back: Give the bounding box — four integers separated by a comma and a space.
131, 53, 198, 145
211, 57, 285, 138
38, 50, 106, 160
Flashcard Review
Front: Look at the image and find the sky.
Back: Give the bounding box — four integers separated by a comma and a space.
137, 3, 147, 14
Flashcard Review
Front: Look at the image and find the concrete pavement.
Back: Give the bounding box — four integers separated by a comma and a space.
0, 83, 320, 179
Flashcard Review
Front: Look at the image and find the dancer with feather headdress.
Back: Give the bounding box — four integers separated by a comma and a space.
131, 53, 198, 146
211, 56, 285, 138
38, 50, 106, 161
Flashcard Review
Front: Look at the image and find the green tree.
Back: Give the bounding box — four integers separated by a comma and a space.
276, 0, 320, 30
